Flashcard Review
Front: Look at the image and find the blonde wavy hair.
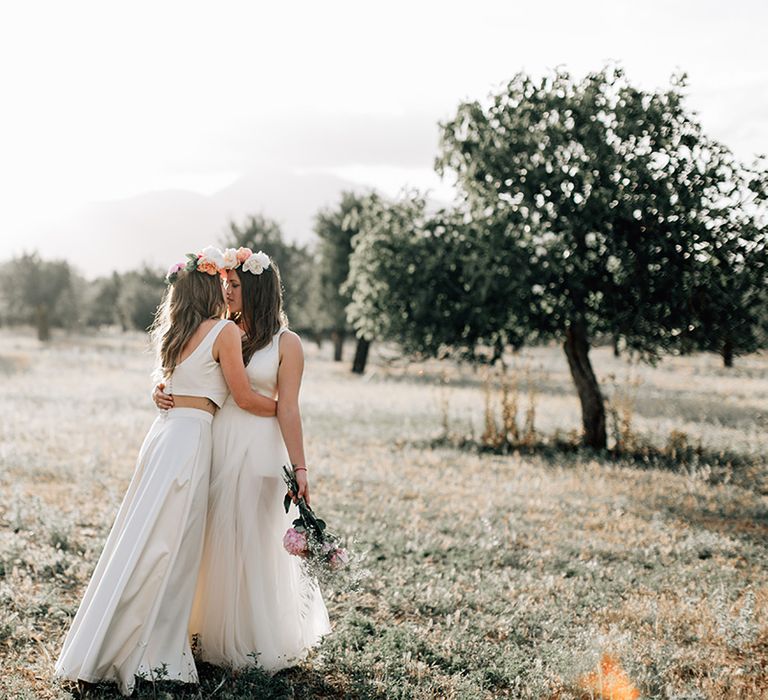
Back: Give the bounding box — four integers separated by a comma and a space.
150, 269, 226, 381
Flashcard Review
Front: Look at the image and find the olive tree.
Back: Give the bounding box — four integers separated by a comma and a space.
116, 267, 166, 331
436, 66, 768, 447
314, 191, 374, 362
345, 193, 532, 366
0, 252, 81, 340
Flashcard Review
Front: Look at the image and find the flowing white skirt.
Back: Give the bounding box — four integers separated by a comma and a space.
189, 399, 331, 670
54, 408, 213, 696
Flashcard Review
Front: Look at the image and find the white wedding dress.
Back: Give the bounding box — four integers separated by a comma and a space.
55, 320, 231, 695
189, 327, 331, 670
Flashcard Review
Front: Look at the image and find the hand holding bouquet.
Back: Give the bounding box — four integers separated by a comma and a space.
282, 466, 350, 585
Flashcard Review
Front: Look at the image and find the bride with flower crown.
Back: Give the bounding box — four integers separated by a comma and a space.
55, 247, 279, 695
154, 247, 331, 670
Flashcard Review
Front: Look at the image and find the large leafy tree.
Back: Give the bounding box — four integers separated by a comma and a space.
314, 191, 374, 362
345, 193, 533, 365
436, 66, 768, 448
222, 215, 315, 333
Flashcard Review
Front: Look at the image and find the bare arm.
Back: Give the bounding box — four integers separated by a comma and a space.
276, 331, 310, 504
215, 323, 277, 417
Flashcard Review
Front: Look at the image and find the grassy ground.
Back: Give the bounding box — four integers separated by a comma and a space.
0, 328, 766, 699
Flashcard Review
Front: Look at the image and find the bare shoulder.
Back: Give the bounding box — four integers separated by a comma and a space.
217, 319, 237, 337
278, 329, 304, 357
200, 317, 220, 332
212, 320, 238, 352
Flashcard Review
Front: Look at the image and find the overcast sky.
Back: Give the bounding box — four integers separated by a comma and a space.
1, 0, 766, 258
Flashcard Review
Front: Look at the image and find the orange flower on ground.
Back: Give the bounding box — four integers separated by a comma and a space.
576, 653, 640, 700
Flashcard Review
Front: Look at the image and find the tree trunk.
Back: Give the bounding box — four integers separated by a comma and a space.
612, 334, 620, 358
332, 329, 345, 362
35, 305, 50, 342
563, 321, 606, 449
351, 337, 370, 374
721, 336, 734, 368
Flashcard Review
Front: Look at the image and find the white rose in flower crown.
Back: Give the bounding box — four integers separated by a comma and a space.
221, 247, 238, 269
200, 245, 225, 269
242, 250, 271, 275
252, 250, 271, 269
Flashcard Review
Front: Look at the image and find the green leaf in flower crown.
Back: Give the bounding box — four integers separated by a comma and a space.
283, 493, 292, 514
294, 524, 306, 533
292, 518, 304, 528
316, 519, 327, 531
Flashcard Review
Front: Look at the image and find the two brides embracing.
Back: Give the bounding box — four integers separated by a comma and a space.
54, 246, 330, 695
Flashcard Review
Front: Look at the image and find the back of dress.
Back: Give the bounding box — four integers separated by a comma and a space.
55, 321, 231, 694
169, 319, 230, 407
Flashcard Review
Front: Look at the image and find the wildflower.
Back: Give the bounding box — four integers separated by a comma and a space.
577, 653, 640, 700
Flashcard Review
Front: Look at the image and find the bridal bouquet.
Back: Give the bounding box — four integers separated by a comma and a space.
281, 466, 350, 585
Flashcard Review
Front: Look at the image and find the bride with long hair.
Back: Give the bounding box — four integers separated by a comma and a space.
55, 248, 278, 695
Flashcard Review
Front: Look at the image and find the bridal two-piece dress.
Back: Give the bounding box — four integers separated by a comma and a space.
56, 321, 329, 694
190, 326, 331, 669
55, 319, 231, 695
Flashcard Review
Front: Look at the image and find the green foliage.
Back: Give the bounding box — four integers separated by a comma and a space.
222, 214, 315, 332
436, 65, 768, 360
346, 194, 533, 361
0, 252, 83, 340
313, 190, 373, 334
346, 66, 768, 446
683, 204, 768, 364
430, 65, 768, 444
83, 273, 122, 328
115, 267, 166, 332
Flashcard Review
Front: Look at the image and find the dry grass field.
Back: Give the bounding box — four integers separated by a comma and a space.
0, 327, 766, 699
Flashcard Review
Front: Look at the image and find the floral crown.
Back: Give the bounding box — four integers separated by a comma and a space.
165, 245, 226, 284
222, 247, 272, 275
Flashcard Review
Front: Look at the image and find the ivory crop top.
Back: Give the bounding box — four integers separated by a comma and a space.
167, 319, 230, 407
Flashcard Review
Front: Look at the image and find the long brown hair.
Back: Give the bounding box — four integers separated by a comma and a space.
150, 270, 226, 380
231, 259, 288, 365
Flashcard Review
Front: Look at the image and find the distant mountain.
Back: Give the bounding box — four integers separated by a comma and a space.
34, 169, 369, 275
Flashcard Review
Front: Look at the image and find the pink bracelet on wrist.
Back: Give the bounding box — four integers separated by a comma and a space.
293, 466, 308, 473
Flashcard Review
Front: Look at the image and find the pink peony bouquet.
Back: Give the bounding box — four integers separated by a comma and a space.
282, 527, 308, 557
281, 465, 351, 586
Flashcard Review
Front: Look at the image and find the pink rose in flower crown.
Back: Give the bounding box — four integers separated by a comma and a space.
167, 261, 185, 278
282, 527, 308, 557
236, 247, 253, 264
